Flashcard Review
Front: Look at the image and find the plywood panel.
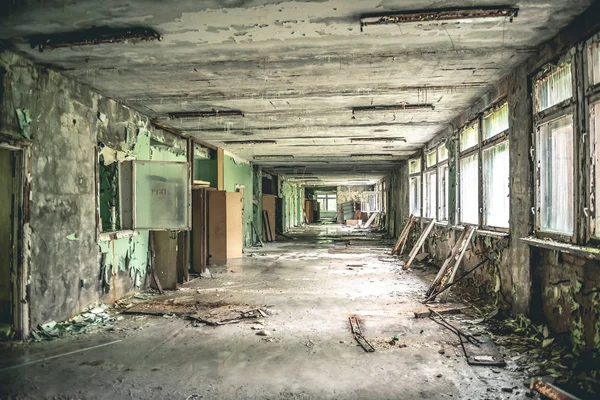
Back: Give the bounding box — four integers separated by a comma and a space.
262, 194, 276, 240
226, 192, 243, 259
192, 188, 209, 273
153, 231, 178, 290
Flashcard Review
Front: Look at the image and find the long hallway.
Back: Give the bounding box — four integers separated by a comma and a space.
0, 225, 524, 399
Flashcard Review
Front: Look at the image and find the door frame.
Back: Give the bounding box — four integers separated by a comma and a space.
1, 134, 30, 339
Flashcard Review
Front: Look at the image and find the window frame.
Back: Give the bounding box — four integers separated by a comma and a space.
408, 156, 422, 217
437, 143, 449, 222
532, 54, 578, 242
457, 120, 481, 227
585, 35, 600, 242
481, 101, 510, 232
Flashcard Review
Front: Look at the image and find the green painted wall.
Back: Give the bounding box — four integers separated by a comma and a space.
195, 158, 217, 187
223, 153, 254, 247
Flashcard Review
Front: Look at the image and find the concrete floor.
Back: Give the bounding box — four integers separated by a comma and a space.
0, 225, 527, 399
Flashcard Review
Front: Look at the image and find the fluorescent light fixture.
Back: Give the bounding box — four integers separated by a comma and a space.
352, 104, 434, 113
168, 110, 244, 119
350, 154, 394, 158
350, 137, 407, 143
223, 140, 277, 145
253, 155, 294, 160
30, 27, 162, 52
360, 6, 519, 31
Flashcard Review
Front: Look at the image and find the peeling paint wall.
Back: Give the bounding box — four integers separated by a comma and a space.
0, 50, 187, 327
336, 185, 373, 223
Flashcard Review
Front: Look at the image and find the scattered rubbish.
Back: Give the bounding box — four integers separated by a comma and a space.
531, 380, 581, 400
30, 305, 116, 340
0, 324, 14, 340
349, 316, 375, 352
415, 252, 429, 262
414, 306, 465, 319
256, 330, 271, 337
189, 306, 272, 326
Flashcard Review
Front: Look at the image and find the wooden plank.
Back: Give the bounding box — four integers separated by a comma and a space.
153, 231, 178, 290
191, 189, 205, 273
149, 232, 164, 294
439, 227, 475, 302
216, 148, 224, 190
428, 228, 470, 295
363, 212, 378, 229
404, 219, 436, 269
392, 214, 416, 255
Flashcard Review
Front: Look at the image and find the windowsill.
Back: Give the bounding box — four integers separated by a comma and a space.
98, 230, 137, 242
450, 224, 509, 238
520, 236, 600, 260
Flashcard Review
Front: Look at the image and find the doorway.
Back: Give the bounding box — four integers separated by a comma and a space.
0, 148, 20, 339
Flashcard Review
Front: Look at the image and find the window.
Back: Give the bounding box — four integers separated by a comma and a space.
361, 192, 381, 212
481, 103, 510, 229
483, 141, 510, 228
438, 144, 448, 163
537, 115, 574, 234
533, 59, 574, 238
592, 102, 600, 236
438, 162, 449, 221
459, 153, 479, 225
460, 123, 479, 151
424, 170, 437, 218
317, 193, 337, 212
483, 103, 509, 140
426, 150, 437, 168
409, 176, 421, 217
534, 63, 573, 112
589, 42, 600, 86
408, 157, 421, 217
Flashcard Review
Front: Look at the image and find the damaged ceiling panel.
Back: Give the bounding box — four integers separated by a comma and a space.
0, 0, 594, 183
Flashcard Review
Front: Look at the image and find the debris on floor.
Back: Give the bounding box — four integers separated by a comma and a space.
30, 304, 117, 341
189, 306, 272, 326
349, 315, 375, 352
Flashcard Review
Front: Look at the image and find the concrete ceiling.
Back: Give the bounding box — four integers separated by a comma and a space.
0, 0, 594, 185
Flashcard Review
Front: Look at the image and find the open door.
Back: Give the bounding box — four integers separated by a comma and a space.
0, 148, 23, 340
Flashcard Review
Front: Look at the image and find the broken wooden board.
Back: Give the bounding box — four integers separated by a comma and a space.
392, 214, 416, 255
363, 212, 378, 229
190, 305, 269, 326
414, 306, 467, 319
532, 380, 581, 400
404, 219, 436, 269
349, 316, 375, 352
461, 333, 506, 367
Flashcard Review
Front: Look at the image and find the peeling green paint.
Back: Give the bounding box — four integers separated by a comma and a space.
98, 232, 150, 291
224, 153, 254, 247
15, 108, 32, 138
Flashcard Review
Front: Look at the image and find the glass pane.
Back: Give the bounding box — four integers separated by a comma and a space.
426, 150, 437, 168
590, 42, 600, 86
460, 153, 479, 225
483, 141, 510, 228
460, 123, 479, 151
409, 176, 421, 217
438, 144, 448, 163
592, 103, 600, 236
535, 64, 572, 112
327, 198, 337, 212
438, 163, 449, 221
538, 115, 573, 234
483, 103, 509, 140
424, 171, 437, 218
409, 159, 421, 174
134, 161, 189, 229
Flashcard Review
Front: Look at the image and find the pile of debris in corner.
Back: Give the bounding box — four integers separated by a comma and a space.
456, 290, 600, 399
30, 304, 121, 341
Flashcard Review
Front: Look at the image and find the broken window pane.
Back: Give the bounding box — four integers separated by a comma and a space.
426, 149, 437, 168
438, 163, 449, 221
535, 64, 572, 112
438, 144, 448, 163
592, 102, 600, 236
537, 115, 574, 234
409, 176, 421, 217
409, 158, 421, 174
424, 170, 437, 219
460, 123, 479, 151
483, 141, 510, 228
483, 103, 509, 140
590, 42, 600, 85
460, 153, 479, 225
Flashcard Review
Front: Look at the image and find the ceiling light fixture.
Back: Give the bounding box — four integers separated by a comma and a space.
253, 155, 295, 160
350, 137, 407, 143
350, 154, 394, 158
359, 6, 519, 31
223, 140, 277, 145
30, 27, 163, 52
352, 104, 434, 114
168, 110, 244, 119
